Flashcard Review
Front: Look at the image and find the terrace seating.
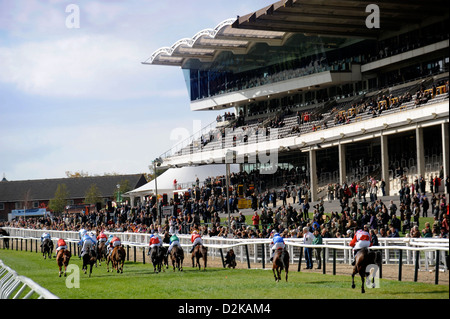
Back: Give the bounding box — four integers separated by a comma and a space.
166, 76, 448, 159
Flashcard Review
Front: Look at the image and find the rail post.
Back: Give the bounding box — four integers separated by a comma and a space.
219, 249, 225, 268
261, 244, 265, 269
298, 247, 303, 272
245, 245, 251, 269
378, 250, 383, 279
414, 250, 419, 282
322, 247, 326, 274
398, 249, 403, 281
435, 250, 439, 285
333, 248, 336, 275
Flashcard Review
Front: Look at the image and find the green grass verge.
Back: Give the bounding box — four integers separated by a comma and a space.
0, 249, 448, 299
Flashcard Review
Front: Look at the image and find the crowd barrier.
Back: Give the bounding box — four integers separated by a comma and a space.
0, 260, 59, 299
1, 227, 448, 285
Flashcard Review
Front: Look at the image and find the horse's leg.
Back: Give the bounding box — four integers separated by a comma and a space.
285, 267, 289, 282
272, 268, 278, 282
351, 267, 357, 289
360, 273, 365, 294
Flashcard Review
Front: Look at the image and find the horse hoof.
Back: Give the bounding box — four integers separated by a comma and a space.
352, 284, 355, 289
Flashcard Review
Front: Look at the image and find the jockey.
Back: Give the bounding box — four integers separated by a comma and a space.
148, 233, 162, 255
97, 231, 108, 244
80, 233, 96, 257
167, 233, 181, 255
55, 238, 67, 253
107, 236, 121, 255
79, 228, 87, 240
189, 230, 203, 253
88, 231, 97, 245
349, 225, 372, 266
269, 232, 286, 262
40, 232, 51, 246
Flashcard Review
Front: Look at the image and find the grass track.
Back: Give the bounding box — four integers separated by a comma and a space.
0, 249, 448, 299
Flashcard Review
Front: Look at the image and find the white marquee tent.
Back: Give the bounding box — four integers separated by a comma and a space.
125, 164, 240, 201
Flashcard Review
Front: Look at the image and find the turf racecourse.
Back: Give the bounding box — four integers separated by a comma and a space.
1, 249, 448, 300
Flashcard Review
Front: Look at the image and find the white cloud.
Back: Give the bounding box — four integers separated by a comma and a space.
0, 34, 181, 100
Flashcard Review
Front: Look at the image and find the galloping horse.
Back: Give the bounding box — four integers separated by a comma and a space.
56, 249, 71, 277
97, 241, 107, 266
351, 247, 378, 293
161, 246, 169, 270
191, 244, 207, 271
0, 228, 10, 249
82, 247, 97, 278
107, 245, 126, 273
169, 245, 184, 272
42, 238, 53, 259
272, 248, 289, 282
150, 246, 165, 273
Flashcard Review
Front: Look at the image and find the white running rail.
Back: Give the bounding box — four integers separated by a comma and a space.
0, 260, 59, 299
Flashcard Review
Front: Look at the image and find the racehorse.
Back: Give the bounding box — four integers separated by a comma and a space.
56, 249, 71, 277
0, 228, 9, 249
150, 246, 165, 273
161, 246, 169, 270
42, 238, 53, 259
191, 244, 207, 271
351, 247, 378, 293
169, 245, 184, 272
272, 248, 289, 282
82, 247, 97, 278
97, 241, 107, 266
107, 245, 126, 273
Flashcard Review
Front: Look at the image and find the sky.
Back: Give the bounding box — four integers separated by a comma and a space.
0, 0, 276, 181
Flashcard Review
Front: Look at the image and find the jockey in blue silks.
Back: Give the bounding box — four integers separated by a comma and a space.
41, 232, 51, 243
40, 232, 51, 248
269, 232, 286, 261
80, 233, 96, 257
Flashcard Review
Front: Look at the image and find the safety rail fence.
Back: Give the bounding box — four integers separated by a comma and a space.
0, 260, 59, 299
1, 227, 448, 284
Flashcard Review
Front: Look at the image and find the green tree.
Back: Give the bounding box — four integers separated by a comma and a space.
84, 184, 102, 205
49, 184, 69, 213
114, 179, 132, 202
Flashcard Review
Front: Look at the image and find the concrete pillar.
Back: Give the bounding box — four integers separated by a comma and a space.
442, 123, 449, 186
309, 149, 318, 202
380, 134, 390, 196
416, 127, 425, 178
338, 143, 346, 185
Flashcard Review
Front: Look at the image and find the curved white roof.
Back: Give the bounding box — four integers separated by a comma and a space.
143, 18, 286, 67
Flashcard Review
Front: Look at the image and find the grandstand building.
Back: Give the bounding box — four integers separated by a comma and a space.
143, 0, 449, 201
